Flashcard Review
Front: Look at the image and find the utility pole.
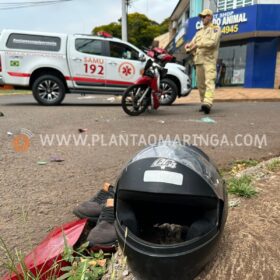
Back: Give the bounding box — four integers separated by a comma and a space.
122, 0, 129, 41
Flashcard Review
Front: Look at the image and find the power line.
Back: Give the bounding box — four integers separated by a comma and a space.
0, 0, 71, 4
0, 0, 72, 10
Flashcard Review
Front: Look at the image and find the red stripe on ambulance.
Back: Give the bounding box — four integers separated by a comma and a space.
8, 72, 31, 77
6, 73, 133, 87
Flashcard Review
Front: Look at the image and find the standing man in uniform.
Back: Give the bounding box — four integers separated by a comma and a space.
185, 9, 221, 114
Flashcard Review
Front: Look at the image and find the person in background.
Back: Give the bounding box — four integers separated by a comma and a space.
185, 9, 222, 114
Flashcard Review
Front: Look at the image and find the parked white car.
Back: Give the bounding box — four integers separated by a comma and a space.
0, 29, 191, 105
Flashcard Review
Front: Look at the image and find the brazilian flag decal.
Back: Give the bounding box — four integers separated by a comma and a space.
10, 60, 20, 67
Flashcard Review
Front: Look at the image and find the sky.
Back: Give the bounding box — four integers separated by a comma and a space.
0, 0, 179, 35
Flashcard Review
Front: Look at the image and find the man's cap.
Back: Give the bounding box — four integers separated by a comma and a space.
199, 9, 213, 17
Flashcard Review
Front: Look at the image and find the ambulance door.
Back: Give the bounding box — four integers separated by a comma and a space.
105, 41, 145, 90
68, 36, 107, 89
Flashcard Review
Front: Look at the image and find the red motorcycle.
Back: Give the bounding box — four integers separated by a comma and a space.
145, 47, 176, 66
121, 59, 168, 116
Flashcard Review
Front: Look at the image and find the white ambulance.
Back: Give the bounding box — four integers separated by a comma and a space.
0, 29, 191, 105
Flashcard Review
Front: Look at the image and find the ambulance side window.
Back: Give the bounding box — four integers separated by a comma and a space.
6, 33, 61, 52
109, 42, 139, 60
75, 39, 103, 56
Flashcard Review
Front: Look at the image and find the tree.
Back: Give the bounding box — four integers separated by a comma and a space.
93, 22, 121, 39
92, 13, 169, 49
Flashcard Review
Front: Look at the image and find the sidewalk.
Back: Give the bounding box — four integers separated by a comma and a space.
176, 87, 280, 104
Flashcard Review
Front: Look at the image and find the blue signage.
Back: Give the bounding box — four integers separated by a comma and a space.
185, 4, 280, 41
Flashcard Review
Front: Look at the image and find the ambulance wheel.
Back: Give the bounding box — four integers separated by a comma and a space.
159, 78, 178, 106
32, 75, 66, 105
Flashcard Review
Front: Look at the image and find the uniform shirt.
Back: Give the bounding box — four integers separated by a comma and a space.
190, 23, 221, 65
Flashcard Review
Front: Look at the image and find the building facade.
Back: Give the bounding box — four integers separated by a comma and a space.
167, 0, 280, 88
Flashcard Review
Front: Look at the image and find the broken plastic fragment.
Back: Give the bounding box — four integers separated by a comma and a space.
50, 156, 64, 162
228, 198, 241, 208
186, 117, 216, 124
37, 161, 48, 165
200, 117, 216, 123
78, 128, 88, 133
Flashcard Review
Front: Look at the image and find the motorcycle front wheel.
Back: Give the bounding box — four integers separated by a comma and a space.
121, 85, 150, 116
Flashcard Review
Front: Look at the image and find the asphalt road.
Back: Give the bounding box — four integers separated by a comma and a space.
1, 94, 279, 167
0, 93, 280, 276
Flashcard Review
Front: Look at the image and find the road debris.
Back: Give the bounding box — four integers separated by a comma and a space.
186, 117, 216, 124
200, 117, 216, 123
50, 156, 64, 162
37, 161, 48, 165
78, 128, 88, 133
0, 112, 4, 117
107, 97, 115, 102
228, 198, 241, 208
77, 96, 96, 100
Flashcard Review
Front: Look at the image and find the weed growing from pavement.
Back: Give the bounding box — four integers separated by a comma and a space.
0, 206, 58, 280
230, 159, 259, 176
0, 205, 111, 280
0, 235, 62, 279
219, 159, 259, 178
58, 240, 107, 280
266, 159, 280, 172
0, 234, 108, 280
227, 175, 257, 198
234, 159, 259, 167
105, 227, 128, 280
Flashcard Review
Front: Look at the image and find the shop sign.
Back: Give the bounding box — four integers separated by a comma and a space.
185, 5, 261, 40
195, 11, 248, 35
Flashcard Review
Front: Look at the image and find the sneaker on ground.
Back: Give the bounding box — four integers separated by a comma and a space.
73, 183, 115, 222
86, 205, 117, 249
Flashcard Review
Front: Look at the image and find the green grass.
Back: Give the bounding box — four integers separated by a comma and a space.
234, 159, 259, 168
266, 159, 280, 172
220, 159, 260, 178
0, 89, 31, 96
0, 236, 108, 280
227, 175, 257, 198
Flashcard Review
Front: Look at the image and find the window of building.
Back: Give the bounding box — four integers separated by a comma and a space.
109, 42, 139, 60
217, 0, 254, 11
75, 39, 103, 55
217, 43, 247, 86
185, 9, 190, 19
209, 1, 218, 12
177, 19, 183, 30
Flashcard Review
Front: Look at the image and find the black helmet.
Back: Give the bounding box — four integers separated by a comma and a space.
115, 141, 228, 280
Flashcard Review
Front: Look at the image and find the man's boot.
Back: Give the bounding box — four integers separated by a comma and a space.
73, 183, 114, 222
87, 198, 117, 249
201, 104, 211, 114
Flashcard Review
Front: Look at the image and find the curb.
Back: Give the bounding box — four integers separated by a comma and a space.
175, 98, 280, 105
0, 92, 32, 96
236, 156, 280, 178
215, 98, 280, 102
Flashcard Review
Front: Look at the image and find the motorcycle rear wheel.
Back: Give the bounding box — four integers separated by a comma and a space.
122, 85, 150, 116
